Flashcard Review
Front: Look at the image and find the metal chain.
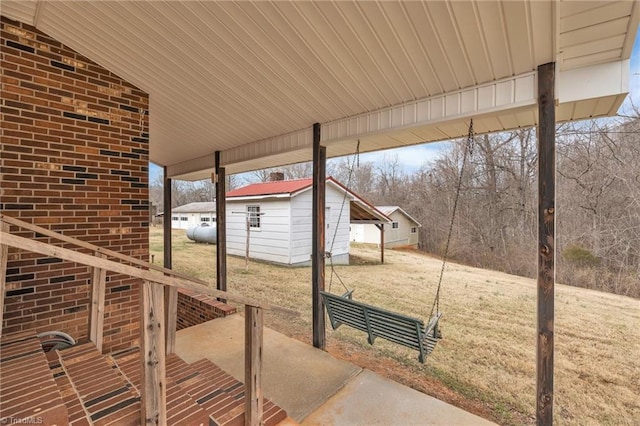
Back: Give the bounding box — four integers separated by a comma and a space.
429, 120, 475, 318
328, 140, 360, 294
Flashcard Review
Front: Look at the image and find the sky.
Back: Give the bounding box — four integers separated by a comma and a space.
150, 28, 640, 183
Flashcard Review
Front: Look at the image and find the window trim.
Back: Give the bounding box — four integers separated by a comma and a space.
391, 221, 399, 229
247, 205, 261, 230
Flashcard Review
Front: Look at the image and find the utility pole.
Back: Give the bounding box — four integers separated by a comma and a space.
232, 210, 265, 272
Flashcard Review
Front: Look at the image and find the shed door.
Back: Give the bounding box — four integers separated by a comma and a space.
325, 207, 332, 253
352, 224, 364, 242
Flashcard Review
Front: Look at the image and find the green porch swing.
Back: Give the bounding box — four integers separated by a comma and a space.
321, 121, 475, 363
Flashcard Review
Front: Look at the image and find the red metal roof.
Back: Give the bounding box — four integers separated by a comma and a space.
226, 177, 390, 223
226, 178, 313, 198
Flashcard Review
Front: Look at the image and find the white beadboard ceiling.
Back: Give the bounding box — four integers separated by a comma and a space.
2, 1, 638, 178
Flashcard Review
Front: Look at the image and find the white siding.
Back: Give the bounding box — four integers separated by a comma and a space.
350, 210, 419, 248
171, 213, 190, 229
385, 211, 419, 248
289, 185, 351, 265
290, 191, 313, 264
171, 212, 216, 229
226, 200, 292, 264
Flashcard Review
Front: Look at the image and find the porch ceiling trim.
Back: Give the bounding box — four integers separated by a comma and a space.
169, 59, 629, 179
1, 0, 638, 180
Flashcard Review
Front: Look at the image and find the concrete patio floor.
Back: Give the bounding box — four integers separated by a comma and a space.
176, 315, 495, 426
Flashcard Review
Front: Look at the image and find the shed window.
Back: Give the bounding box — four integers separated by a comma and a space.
247, 205, 261, 229
180, 216, 188, 221
411, 227, 417, 233
172, 216, 178, 221
392, 222, 399, 229
201, 216, 210, 222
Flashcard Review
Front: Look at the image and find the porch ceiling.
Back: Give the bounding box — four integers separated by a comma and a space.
2, 1, 638, 179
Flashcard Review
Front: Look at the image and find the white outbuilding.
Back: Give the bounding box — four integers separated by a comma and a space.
225, 177, 389, 266
350, 206, 421, 248
171, 202, 216, 230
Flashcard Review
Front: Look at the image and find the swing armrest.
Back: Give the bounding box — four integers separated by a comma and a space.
424, 312, 443, 335
340, 289, 355, 300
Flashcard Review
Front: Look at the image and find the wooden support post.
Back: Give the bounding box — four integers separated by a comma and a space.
215, 151, 227, 294
0, 222, 9, 340
537, 62, 556, 426
163, 167, 178, 355
312, 122, 326, 350
163, 168, 172, 270
375, 224, 385, 264
89, 253, 107, 353
140, 280, 167, 426
244, 305, 264, 426
165, 287, 178, 355
245, 214, 250, 272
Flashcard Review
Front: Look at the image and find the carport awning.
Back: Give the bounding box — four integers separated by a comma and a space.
2, 1, 638, 178
350, 201, 389, 225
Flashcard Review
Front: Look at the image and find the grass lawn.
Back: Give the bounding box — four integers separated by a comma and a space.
151, 227, 639, 425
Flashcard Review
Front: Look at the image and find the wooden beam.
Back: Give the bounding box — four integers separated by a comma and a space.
140, 280, 167, 425
0, 231, 269, 309
0, 222, 9, 340
89, 253, 107, 353
312, 122, 326, 350
537, 62, 556, 426
244, 305, 263, 426
215, 151, 227, 295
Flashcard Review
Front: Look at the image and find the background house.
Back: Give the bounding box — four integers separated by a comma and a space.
225, 177, 388, 266
350, 206, 421, 248
171, 202, 217, 229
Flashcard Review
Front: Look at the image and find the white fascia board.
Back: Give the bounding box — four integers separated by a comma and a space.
221, 128, 313, 173
216, 72, 536, 172
288, 179, 355, 199
170, 72, 539, 178
166, 154, 215, 180
320, 72, 536, 145
394, 207, 422, 227
226, 194, 291, 203
556, 60, 630, 104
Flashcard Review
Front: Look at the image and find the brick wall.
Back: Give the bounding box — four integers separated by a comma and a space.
1, 17, 149, 352
177, 289, 237, 330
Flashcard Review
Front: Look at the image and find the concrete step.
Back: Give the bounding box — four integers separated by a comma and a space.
0, 333, 69, 425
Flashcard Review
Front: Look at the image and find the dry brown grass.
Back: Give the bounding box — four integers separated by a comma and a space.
151, 228, 640, 425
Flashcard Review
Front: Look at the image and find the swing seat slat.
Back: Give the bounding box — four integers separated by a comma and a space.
321, 291, 442, 363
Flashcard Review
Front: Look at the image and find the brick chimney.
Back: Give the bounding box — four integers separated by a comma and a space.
270, 172, 285, 181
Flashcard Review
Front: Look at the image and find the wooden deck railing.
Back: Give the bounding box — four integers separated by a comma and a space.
0, 214, 267, 425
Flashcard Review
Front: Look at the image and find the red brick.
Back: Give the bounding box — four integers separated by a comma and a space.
1, 20, 149, 352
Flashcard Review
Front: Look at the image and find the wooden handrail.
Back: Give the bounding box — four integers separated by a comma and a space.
1, 214, 212, 286
1, 215, 268, 425
1, 231, 266, 309
0, 214, 297, 314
